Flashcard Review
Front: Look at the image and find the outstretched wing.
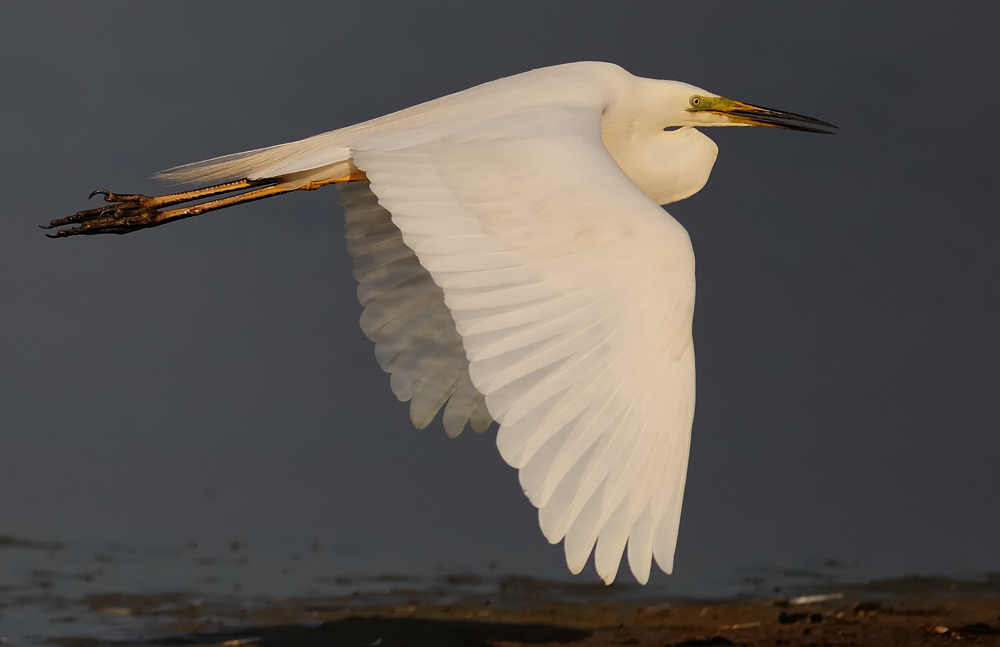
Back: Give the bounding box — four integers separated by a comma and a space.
350, 103, 696, 585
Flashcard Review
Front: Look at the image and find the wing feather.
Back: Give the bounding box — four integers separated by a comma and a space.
348, 101, 696, 583
338, 181, 493, 436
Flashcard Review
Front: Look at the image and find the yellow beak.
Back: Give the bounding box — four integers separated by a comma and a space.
689, 96, 837, 134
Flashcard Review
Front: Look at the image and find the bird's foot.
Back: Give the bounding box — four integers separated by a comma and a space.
42, 172, 368, 239
42, 190, 166, 237
41, 178, 284, 238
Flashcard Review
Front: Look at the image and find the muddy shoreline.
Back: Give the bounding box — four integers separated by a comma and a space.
44, 590, 1000, 646
4, 539, 1000, 646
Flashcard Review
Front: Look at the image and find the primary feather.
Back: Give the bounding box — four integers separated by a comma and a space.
159, 62, 707, 584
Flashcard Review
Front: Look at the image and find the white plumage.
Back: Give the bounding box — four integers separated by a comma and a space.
144, 61, 833, 584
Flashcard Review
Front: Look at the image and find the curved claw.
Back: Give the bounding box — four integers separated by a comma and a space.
43, 191, 164, 237
89, 190, 111, 200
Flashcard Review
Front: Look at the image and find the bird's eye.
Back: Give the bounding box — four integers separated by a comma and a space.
690, 96, 702, 107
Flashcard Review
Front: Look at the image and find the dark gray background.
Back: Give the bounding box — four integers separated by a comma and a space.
0, 2, 997, 588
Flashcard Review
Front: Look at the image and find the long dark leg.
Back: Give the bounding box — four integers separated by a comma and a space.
42, 171, 367, 238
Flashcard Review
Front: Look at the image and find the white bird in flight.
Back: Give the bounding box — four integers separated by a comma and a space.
45, 62, 834, 585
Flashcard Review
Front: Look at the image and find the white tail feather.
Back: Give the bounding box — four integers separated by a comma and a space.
154, 132, 351, 184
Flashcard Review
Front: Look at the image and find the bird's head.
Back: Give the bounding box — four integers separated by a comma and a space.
601, 75, 836, 205
683, 94, 836, 134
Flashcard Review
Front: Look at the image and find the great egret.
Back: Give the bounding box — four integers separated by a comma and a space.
44, 62, 834, 584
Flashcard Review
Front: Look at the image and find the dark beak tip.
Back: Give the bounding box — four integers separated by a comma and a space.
726, 104, 836, 133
